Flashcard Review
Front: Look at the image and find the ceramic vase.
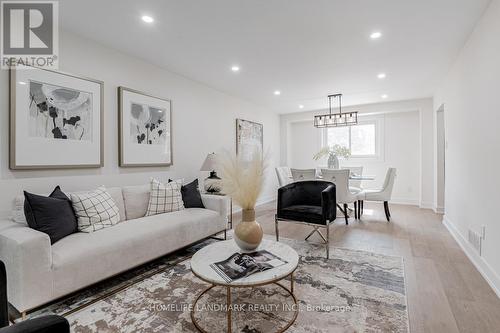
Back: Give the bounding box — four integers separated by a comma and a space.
234, 209, 263, 251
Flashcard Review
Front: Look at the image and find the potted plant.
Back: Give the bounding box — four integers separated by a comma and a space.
313, 144, 351, 169
220, 150, 266, 251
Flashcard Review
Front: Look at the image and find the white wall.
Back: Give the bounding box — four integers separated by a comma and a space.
280, 98, 435, 207
0, 31, 280, 216
434, 0, 500, 296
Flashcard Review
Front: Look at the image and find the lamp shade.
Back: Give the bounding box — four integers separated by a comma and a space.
200, 153, 217, 171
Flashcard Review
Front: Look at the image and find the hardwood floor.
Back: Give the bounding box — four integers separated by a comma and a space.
239, 201, 500, 333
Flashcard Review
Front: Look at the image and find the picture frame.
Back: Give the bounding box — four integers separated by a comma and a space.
118, 87, 173, 167
236, 118, 263, 161
10, 65, 104, 170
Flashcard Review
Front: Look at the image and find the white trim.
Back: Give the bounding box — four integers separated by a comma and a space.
391, 198, 419, 206
419, 201, 434, 209
434, 206, 445, 214
443, 215, 500, 298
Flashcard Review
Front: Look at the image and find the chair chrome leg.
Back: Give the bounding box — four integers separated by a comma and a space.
326, 221, 330, 259
275, 215, 280, 241
305, 227, 318, 241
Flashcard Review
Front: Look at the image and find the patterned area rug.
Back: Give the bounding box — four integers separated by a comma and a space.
27, 236, 408, 332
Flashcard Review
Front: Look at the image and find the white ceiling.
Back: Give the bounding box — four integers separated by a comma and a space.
59, 0, 490, 113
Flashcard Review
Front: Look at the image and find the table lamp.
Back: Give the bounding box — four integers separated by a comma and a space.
200, 153, 222, 193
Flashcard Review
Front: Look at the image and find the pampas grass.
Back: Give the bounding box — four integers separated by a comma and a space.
219, 150, 267, 210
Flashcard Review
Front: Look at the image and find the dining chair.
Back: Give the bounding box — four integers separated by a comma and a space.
290, 168, 316, 181
342, 166, 364, 192
363, 168, 397, 221
275, 167, 293, 187
321, 169, 365, 224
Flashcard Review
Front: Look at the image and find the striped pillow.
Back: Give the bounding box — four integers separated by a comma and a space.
70, 187, 121, 233
146, 178, 184, 216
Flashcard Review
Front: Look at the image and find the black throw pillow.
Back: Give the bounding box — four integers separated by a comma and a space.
24, 186, 78, 244
168, 179, 205, 208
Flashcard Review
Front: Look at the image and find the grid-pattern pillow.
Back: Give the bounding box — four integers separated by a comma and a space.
146, 178, 184, 216
70, 187, 121, 233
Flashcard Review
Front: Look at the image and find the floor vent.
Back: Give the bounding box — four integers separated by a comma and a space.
468, 229, 482, 255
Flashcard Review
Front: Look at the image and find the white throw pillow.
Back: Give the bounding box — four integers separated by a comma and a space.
146, 178, 184, 216
70, 186, 121, 233
12, 195, 28, 225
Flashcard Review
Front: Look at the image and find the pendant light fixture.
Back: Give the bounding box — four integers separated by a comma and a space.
314, 93, 358, 128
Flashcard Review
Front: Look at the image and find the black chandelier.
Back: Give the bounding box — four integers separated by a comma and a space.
314, 94, 358, 128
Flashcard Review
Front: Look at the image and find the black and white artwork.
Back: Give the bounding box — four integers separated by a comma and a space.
236, 119, 263, 162
10, 65, 103, 170
130, 103, 166, 145
29, 81, 92, 141
119, 87, 172, 167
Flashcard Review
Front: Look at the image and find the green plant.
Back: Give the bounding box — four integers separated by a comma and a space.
313, 144, 351, 160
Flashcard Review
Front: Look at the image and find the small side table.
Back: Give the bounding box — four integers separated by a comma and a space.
203, 192, 233, 229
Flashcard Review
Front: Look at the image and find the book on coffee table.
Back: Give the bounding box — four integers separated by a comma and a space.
210, 250, 287, 283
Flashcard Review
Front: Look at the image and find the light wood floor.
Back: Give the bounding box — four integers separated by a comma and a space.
236, 201, 500, 333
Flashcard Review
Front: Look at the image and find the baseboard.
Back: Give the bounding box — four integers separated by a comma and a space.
443, 215, 500, 298
434, 206, 444, 214
419, 201, 434, 209
390, 198, 419, 206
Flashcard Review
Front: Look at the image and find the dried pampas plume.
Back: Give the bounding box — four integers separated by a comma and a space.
219, 150, 267, 210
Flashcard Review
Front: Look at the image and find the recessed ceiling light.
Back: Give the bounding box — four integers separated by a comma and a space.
141, 15, 154, 23
377, 73, 386, 79
370, 31, 382, 39
381, 94, 388, 99
231, 65, 240, 72
274, 90, 281, 96
18, 81, 27, 85
299, 105, 304, 109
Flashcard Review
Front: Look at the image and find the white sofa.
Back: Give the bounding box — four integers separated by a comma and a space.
0, 184, 228, 314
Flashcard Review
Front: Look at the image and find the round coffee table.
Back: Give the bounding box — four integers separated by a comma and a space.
190, 239, 299, 333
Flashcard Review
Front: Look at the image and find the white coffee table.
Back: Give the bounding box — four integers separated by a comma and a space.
190, 239, 299, 333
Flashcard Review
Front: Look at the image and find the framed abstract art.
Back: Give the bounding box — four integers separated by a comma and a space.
236, 118, 263, 162
118, 87, 172, 167
10, 65, 104, 169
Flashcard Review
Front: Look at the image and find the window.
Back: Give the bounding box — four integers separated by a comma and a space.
324, 121, 378, 158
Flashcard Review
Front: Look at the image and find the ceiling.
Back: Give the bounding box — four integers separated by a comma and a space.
59, 0, 490, 113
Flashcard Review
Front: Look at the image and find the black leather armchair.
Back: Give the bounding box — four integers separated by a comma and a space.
275, 181, 336, 258
0, 261, 70, 333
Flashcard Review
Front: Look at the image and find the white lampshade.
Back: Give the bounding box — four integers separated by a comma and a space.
200, 153, 217, 171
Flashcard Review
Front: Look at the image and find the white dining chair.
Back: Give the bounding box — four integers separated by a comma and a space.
363, 168, 397, 221
342, 166, 364, 192
275, 167, 293, 187
291, 168, 316, 181
321, 169, 365, 224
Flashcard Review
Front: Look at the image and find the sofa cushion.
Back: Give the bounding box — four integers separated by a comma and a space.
106, 187, 126, 222
70, 187, 121, 232
23, 186, 77, 244
146, 178, 184, 216
12, 187, 126, 224
122, 184, 150, 220
51, 208, 225, 298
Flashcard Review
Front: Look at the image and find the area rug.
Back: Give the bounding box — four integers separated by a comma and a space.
26, 237, 408, 332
